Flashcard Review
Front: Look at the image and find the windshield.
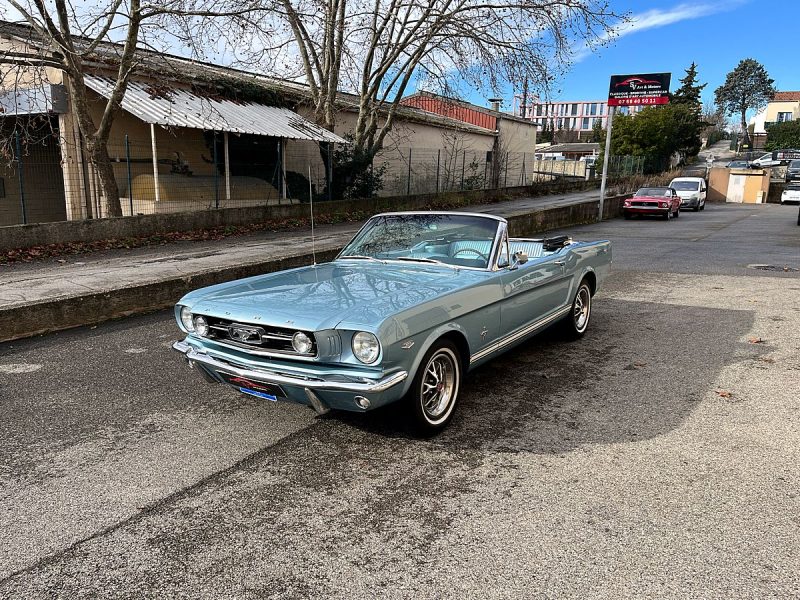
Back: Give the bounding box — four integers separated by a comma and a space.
790, 160, 800, 168
635, 187, 671, 197
338, 214, 500, 269
670, 181, 701, 191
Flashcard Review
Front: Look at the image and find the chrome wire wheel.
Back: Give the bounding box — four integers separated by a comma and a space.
421, 349, 458, 421
410, 342, 462, 433
573, 284, 591, 334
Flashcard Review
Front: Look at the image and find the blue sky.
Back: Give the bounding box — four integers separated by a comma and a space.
477, 0, 799, 110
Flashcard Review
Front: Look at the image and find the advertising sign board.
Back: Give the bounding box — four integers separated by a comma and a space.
608, 73, 671, 106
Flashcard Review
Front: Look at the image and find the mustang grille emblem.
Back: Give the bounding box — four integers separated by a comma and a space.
228, 324, 264, 345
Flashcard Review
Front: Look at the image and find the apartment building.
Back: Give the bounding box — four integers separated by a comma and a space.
514, 95, 644, 137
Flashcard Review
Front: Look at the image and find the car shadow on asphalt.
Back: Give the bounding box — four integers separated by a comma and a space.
330, 298, 762, 453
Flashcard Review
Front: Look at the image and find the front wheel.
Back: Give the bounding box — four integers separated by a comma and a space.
562, 280, 592, 339
409, 341, 462, 435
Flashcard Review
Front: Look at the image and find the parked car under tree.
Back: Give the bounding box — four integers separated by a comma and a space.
173, 212, 612, 434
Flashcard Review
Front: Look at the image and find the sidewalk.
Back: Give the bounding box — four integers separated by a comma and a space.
0, 188, 602, 342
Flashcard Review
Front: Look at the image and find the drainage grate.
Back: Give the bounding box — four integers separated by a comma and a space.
747, 264, 800, 272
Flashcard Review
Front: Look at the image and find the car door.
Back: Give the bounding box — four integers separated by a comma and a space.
499, 234, 573, 335
699, 181, 707, 202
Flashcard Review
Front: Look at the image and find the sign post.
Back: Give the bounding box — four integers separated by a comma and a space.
599, 72, 671, 222
599, 107, 614, 222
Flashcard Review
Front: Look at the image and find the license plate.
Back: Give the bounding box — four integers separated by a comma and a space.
240, 387, 278, 401
220, 373, 286, 401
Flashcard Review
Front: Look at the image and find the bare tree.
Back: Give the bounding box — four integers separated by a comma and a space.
0, 1, 263, 217
237, 0, 622, 159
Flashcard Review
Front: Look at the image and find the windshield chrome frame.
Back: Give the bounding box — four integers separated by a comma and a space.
335, 211, 505, 272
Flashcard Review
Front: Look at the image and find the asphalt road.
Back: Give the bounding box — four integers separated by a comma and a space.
1, 202, 798, 598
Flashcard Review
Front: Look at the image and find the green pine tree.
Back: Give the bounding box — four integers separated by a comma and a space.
672, 62, 707, 108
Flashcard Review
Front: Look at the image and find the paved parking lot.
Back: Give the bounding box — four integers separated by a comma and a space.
0, 202, 798, 598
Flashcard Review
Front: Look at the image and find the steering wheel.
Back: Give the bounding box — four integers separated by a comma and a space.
453, 248, 489, 260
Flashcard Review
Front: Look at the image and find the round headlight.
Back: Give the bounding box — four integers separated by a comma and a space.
194, 315, 209, 337
292, 331, 314, 354
352, 331, 380, 364
180, 306, 195, 332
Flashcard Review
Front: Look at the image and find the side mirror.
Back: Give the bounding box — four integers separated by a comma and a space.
510, 251, 528, 269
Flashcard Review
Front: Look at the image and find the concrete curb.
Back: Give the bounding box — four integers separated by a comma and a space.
0, 197, 622, 343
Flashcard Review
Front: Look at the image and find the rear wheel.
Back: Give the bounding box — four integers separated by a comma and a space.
562, 280, 592, 339
409, 341, 462, 435
674, 206, 680, 218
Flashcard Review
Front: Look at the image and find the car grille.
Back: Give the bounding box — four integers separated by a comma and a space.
203, 316, 317, 356
631, 201, 658, 207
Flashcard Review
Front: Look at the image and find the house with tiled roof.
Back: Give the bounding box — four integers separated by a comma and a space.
750, 91, 800, 136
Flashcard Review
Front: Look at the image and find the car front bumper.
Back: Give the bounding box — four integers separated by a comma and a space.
679, 197, 701, 208
624, 206, 670, 215
173, 340, 408, 413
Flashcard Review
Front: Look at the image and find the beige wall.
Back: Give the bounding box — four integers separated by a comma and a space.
765, 101, 800, 122
709, 167, 770, 203
497, 118, 537, 154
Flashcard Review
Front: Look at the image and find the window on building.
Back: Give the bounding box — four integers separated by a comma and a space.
582, 117, 590, 129
571, 103, 578, 116
557, 118, 563, 129
777, 112, 793, 122
536, 105, 543, 116
589, 103, 598, 116
599, 103, 605, 115
593, 118, 602, 128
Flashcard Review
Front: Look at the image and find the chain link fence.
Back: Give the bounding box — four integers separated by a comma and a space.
0, 131, 659, 227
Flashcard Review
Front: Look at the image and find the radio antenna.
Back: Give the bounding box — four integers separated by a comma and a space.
308, 164, 317, 265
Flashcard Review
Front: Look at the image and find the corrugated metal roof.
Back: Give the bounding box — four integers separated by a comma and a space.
84, 76, 346, 143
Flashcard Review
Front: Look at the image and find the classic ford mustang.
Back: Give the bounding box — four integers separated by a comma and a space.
173, 212, 612, 433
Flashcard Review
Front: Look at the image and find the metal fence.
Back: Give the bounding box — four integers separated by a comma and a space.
0, 130, 653, 227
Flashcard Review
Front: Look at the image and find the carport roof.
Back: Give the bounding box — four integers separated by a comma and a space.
0, 84, 67, 116
84, 76, 346, 143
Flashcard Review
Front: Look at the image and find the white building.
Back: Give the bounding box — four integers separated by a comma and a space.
513, 95, 645, 138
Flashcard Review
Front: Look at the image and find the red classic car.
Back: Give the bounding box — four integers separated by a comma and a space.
623, 187, 681, 220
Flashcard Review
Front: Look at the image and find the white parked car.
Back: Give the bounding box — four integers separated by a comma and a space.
749, 153, 781, 169
669, 177, 707, 211
781, 183, 800, 204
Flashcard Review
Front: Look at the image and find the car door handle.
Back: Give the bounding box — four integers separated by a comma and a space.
554, 260, 565, 266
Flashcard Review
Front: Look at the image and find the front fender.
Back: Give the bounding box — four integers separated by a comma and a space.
395, 321, 473, 398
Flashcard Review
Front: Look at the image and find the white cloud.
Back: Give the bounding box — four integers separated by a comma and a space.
573, 0, 750, 63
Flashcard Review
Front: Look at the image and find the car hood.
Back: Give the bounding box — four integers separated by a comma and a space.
180, 261, 486, 332
632, 196, 670, 201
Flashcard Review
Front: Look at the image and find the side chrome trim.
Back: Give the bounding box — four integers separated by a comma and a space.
173, 341, 408, 393
469, 305, 571, 364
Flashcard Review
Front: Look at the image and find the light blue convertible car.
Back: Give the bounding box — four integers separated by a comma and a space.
173, 212, 611, 433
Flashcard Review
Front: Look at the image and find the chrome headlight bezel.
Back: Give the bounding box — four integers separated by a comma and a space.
292, 331, 314, 354
352, 331, 380, 364
194, 315, 209, 337
180, 305, 195, 332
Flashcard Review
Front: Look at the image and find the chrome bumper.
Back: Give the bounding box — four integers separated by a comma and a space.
172, 340, 408, 394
